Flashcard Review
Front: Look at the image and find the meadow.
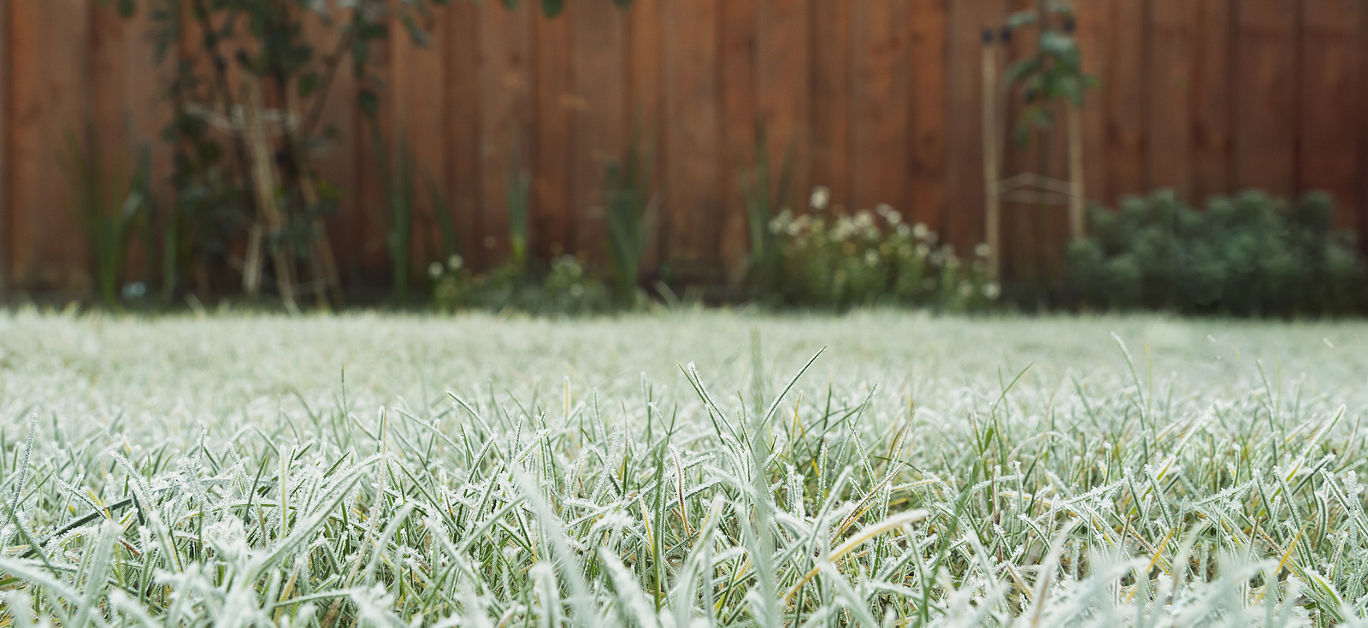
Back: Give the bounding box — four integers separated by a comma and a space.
2, 309, 1368, 625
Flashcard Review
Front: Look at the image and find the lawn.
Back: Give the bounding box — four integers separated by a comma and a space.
2, 309, 1367, 625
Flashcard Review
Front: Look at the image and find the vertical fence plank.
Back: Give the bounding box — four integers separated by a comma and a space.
533, 9, 571, 258
719, 0, 756, 272
91, 2, 173, 286
1103, 0, 1144, 203
851, 0, 910, 214
301, 11, 360, 282
808, 0, 851, 211
391, 11, 448, 274
662, 0, 721, 264
1192, 0, 1234, 204
446, 2, 482, 264
9, 0, 91, 291
570, 2, 627, 265
908, 0, 948, 233
943, 0, 1002, 253
757, 0, 810, 205
1233, 0, 1297, 196
1146, 0, 1197, 200
1299, 0, 1363, 229
1075, 0, 1109, 209
627, 0, 665, 271
478, 1, 533, 267
0, 0, 9, 291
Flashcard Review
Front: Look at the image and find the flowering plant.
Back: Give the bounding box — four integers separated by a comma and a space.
764, 188, 999, 311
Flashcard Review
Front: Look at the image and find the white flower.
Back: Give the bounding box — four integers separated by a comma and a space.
875, 203, 893, 217
895, 223, 911, 238
864, 250, 879, 267
428, 262, 444, 279
809, 186, 831, 211
913, 223, 929, 239
886, 210, 902, 225
959, 284, 973, 297
983, 282, 1001, 299
975, 242, 991, 258
447, 254, 464, 271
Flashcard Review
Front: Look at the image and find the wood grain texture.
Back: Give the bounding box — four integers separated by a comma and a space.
1103, 0, 1144, 203
569, 1, 626, 264
1145, 0, 1197, 200
1191, 0, 1234, 204
1298, 0, 1363, 229
532, 8, 571, 258
908, 0, 948, 233
851, 0, 910, 213
1, 0, 1365, 290
661, 0, 720, 263
808, 0, 851, 211
9, 0, 91, 291
1233, 0, 1297, 196
943, 0, 1003, 252
719, 0, 756, 271
446, 2, 481, 262
477, 1, 533, 267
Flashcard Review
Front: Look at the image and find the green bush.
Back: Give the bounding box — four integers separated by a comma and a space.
430, 255, 612, 316
1066, 189, 1367, 315
766, 192, 999, 311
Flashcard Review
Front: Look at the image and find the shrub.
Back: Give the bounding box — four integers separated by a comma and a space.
766, 191, 999, 311
430, 255, 611, 315
1066, 189, 1367, 315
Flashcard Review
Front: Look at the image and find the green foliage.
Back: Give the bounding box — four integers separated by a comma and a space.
602, 131, 657, 304
430, 254, 611, 315
1067, 189, 1368, 315
59, 134, 152, 308
506, 168, 533, 272
742, 124, 794, 298
767, 197, 999, 311
102, 0, 628, 302
1001, 2, 1095, 143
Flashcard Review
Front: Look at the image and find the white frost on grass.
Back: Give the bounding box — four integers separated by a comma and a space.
0, 308, 1367, 625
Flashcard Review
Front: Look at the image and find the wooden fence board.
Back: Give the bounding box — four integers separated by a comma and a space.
392, 10, 449, 271
3, 0, 1367, 292
719, 0, 756, 270
532, 9, 571, 258
1146, 0, 1197, 200
570, 2, 626, 264
808, 0, 851, 212
302, 11, 360, 280
477, 1, 533, 267
661, 0, 721, 264
446, 2, 482, 263
9, 0, 91, 291
627, 0, 664, 269
943, 0, 1000, 252
757, 0, 810, 206
1, 0, 10, 291
1299, 0, 1363, 229
1192, 0, 1234, 204
1233, 0, 1298, 196
851, 0, 910, 214
1103, 0, 1144, 203
908, 0, 947, 233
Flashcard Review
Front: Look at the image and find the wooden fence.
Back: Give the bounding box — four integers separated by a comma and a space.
1, 0, 1366, 292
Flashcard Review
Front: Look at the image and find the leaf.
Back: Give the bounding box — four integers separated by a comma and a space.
298, 71, 321, 99
359, 88, 380, 119
541, 0, 563, 16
